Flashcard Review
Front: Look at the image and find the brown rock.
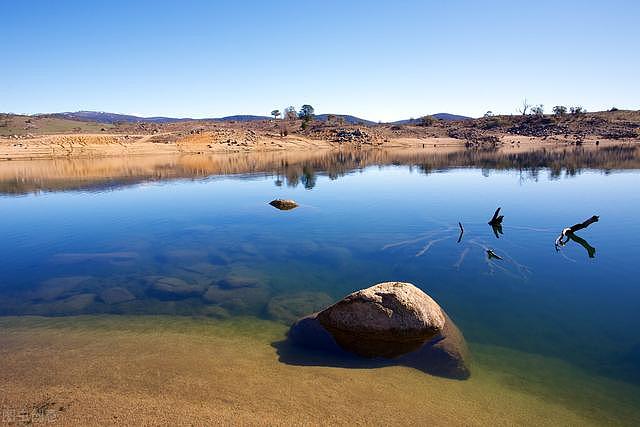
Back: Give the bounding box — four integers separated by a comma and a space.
269, 199, 298, 210
287, 283, 471, 379
317, 282, 446, 358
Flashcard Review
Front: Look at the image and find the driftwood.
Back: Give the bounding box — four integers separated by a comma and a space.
488, 207, 504, 238
555, 215, 599, 257
457, 222, 464, 243
488, 207, 504, 225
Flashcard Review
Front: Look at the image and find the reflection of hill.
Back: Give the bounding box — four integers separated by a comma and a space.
0, 145, 638, 194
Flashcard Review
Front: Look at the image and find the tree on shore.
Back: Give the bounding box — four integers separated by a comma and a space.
570, 106, 586, 115
299, 105, 315, 130
271, 109, 281, 120
517, 98, 531, 115
417, 115, 435, 126
553, 105, 567, 116
299, 105, 315, 121
531, 104, 544, 117
284, 106, 297, 121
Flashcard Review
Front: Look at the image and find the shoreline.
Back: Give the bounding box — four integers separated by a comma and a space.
0, 132, 632, 161
1, 315, 638, 425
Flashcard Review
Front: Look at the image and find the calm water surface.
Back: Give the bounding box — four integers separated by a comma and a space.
1, 146, 639, 422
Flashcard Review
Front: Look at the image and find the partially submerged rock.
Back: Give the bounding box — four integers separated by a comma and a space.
316, 282, 446, 358
288, 282, 470, 379
269, 199, 298, 210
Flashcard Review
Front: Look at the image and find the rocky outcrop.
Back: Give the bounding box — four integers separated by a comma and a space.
269, 199, 298, 210
288, 282, 470, 379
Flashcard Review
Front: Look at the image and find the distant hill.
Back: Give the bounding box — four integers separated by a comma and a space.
44, 111, 190, 124
314, 114, 376, 125
38, 110, 471, 125
218, 115, 270, 122
392, 113, 473, 124
43, 111, 273, 124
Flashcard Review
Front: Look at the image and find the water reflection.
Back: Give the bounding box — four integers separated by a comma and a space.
0, 144, 638, 195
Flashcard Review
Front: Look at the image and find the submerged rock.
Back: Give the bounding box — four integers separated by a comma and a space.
269, 199, 298, 210
147, 276, 206, 300
31, 276, 93, 301
202, 282, 270, 314
100, 287, 136, 305
31, 293, 97, 315
267, 292, 334, 325
288, 282, 470, 379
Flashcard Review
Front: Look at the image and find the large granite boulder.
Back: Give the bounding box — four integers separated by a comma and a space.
288, 282, 470, 379
317, 282, 446, 358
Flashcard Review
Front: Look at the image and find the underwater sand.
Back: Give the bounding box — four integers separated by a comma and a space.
1, 315, 639, 426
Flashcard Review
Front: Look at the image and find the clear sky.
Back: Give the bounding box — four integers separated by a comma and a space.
1, 0, 638, 121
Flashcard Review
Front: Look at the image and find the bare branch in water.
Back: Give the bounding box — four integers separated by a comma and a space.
488, 207, 504, 225
415, 236, 450, 257
453, 247, 470, 268
555, 215, 599, 254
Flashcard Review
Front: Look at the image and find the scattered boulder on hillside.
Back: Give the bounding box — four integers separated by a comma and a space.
269, 199, 298, 210
288, 281, 471, 379
332, 128, 372, 143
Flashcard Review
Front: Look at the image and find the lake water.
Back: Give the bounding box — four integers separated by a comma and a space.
1, 145, 639, 424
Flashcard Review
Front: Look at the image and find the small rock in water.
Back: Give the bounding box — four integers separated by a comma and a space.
269, 199, 298, 210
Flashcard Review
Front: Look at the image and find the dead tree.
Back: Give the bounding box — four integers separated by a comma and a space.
517, 98, 531, 115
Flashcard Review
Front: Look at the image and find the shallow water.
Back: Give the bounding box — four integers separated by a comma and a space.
1, 145, 640, 424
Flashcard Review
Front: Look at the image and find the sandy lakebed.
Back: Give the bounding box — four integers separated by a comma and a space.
1, 315, 639, 426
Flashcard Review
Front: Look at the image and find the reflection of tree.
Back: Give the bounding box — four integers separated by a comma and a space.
2, 145, 638, 194
284, 146, 639, 189
301, 166, 317, 189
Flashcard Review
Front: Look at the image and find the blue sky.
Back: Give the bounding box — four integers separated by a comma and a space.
1, 0, 638, 121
